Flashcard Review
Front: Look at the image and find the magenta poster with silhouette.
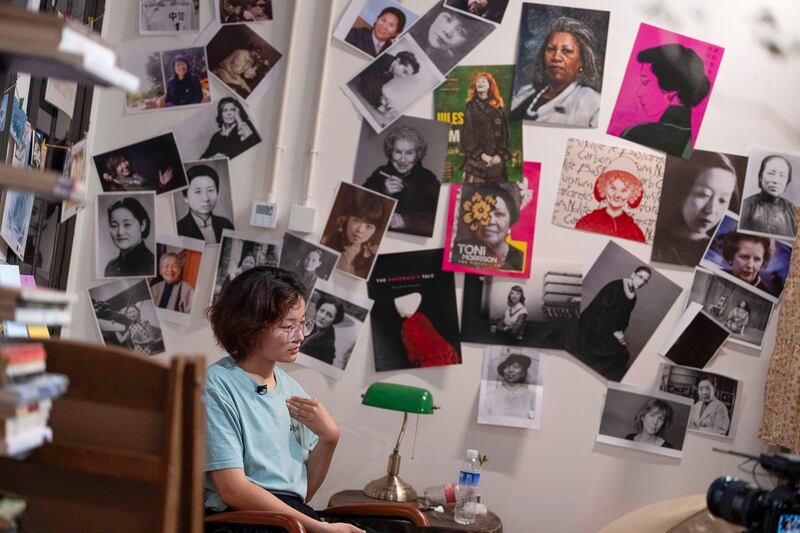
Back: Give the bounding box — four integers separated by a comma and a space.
442, 161, 540, 278
607, 23, 724, 159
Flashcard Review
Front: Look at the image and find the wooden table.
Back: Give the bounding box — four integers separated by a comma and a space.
328, 490, 503, 533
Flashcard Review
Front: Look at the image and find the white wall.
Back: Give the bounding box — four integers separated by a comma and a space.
65, 1, 800, 531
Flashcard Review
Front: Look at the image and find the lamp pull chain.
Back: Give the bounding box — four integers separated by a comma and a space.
411, 413, 420, 460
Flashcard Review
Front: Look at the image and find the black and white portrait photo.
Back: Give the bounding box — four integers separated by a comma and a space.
444, 0, 510, 25
278, 233, 340, 294
597, 383, 692, 459
353, 116, 449, 237
92, 133, 188, 195
478, 346, 543, 429
333, 0, 419, 59
651, 150, 747, 268
206, 23, 282, 104
89, 279, 165, 356
407, 4, 494, 75
737, 147, 800, 240
140, 0, 200, 34
173, 159, 235, 245
657, 364, 739, 439
659, 302, 729, 369
569, 241, 681, 382
296, 280, 374, 380
460, 259, 583, 349
212, 230, 281, 304
688, 267, 775, 349
510, 4, 609, 127
171, 96, 262, 161
95, 192, 157, 279
344, 34, 445, 132
148, 232, 205, 326
218, 0, 272, 23
700, 212, 791, 302
319, 182, 397, 281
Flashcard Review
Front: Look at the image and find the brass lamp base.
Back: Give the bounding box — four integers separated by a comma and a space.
363, 474, 417, 502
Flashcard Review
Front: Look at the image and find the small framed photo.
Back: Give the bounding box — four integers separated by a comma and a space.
148, 232, 205, 326
96, 192, 157, 280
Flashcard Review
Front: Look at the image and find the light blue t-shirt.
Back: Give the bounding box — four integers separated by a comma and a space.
204, 356, 319, 511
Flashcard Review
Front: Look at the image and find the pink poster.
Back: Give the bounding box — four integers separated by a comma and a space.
607, 23, 724, 159
442, 161, 540, 278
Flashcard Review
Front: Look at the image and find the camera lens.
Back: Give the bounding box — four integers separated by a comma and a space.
707, 476, 767, 528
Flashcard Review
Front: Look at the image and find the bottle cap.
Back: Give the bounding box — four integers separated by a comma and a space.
467, 449, 478, 459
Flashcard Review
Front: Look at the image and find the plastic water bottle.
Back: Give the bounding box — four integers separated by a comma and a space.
454, 449, 480, 525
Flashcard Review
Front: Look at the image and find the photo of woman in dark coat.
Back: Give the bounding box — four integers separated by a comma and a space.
103, 197, 156, 278
200, 97, 261, 160
300, 296, 344, 365
461, 71, 509, 183
164, 54, 203, 107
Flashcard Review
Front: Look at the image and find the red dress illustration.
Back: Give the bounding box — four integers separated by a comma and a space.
575, 209, 646, 243
401, 312, 459, 368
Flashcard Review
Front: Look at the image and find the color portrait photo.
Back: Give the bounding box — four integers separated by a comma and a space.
333, 0, 419, 59
552, 138, 665, 244
89, 279, 165, 356
93, 133, 188, 195
148, 233, 204, 326
353, 116, 449, 237
607, 23, 724, 158
478, 346, 543, 429
434, 64, 523, 184
460, 259, 582, 349
297, 280, 374, 380
597, 382, 692, 459
651, 150, 747, 268
510, 3, 610, 128
657, 363, 740, 439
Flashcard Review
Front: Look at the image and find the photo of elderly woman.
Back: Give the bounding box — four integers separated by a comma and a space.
478, 346, 543, 429
407, 4, 494, 75
320, 182, 397, 280
597, 383, 692, 459
738, 148, 800, 240
93, 133, 188, 195
510, 5, 609, 127
700, 212, 791, 301
96, 192, 157, 279
355, 116, 449, 237
206, 23, 282, 103
90, 279, 165, 356
608, 23, 724, 158
212, 230, 282, 304
335, 0, 418, 58
296, 281, 373, 380
160, 48, 209, 107
651, 150, 746, 267
658, 364, 738, 438
147, 233, 204, 325
552, 138, 664, 245
219, 0, 272, 22
174, 159, 235, 245
444, 0, 510, 25
278, 232, 340, 293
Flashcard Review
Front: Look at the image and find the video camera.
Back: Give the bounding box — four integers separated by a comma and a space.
707, 449, 800, 532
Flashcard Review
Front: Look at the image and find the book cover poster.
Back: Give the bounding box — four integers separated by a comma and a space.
651, 150, 747, 267
367, 249, 461, 372
552, 138, 664, 244
443, 161, 539, 277
434, 64, 523, 183
510, 3, 610, 128
607, 23, 724, 159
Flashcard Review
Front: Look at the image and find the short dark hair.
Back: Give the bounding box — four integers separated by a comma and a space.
383, 125, 427, 162
108, 197, 151, 239
507, 285, 526, 306
315, 295, 345, 326
535, 16, 602, 92
172, 54, 190, 73
184, 164, 220, 196
215, 96, 249, 128
394, 51, 420, 74
633, 398, 674, 437
207, 267, 307, 361
721, 232, 773, 266
634, 266, 652, 277
376, 6, 406, 34
636, 44, 710, 108
758, 155, 792, 187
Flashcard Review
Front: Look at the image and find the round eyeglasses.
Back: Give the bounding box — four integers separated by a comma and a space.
280, 318, 315, 340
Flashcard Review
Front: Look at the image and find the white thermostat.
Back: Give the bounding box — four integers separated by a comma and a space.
250, 200, 278, 229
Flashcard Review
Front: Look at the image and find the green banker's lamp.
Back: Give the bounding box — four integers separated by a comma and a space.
361, 382, 437, 502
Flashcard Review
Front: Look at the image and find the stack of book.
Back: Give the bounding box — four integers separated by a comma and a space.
0, 285, 76, 327
0, 343, 68, 457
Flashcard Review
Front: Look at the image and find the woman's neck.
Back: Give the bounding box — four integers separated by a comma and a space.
605, 205, 624, 218
673, 225, 709, 241
635, 432, 661, 445
544, 80, 571, 99
237, 355, 276, 387
488, 240, 509, 260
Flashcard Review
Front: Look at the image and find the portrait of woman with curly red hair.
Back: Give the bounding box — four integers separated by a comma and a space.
574, 157, 646, 243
